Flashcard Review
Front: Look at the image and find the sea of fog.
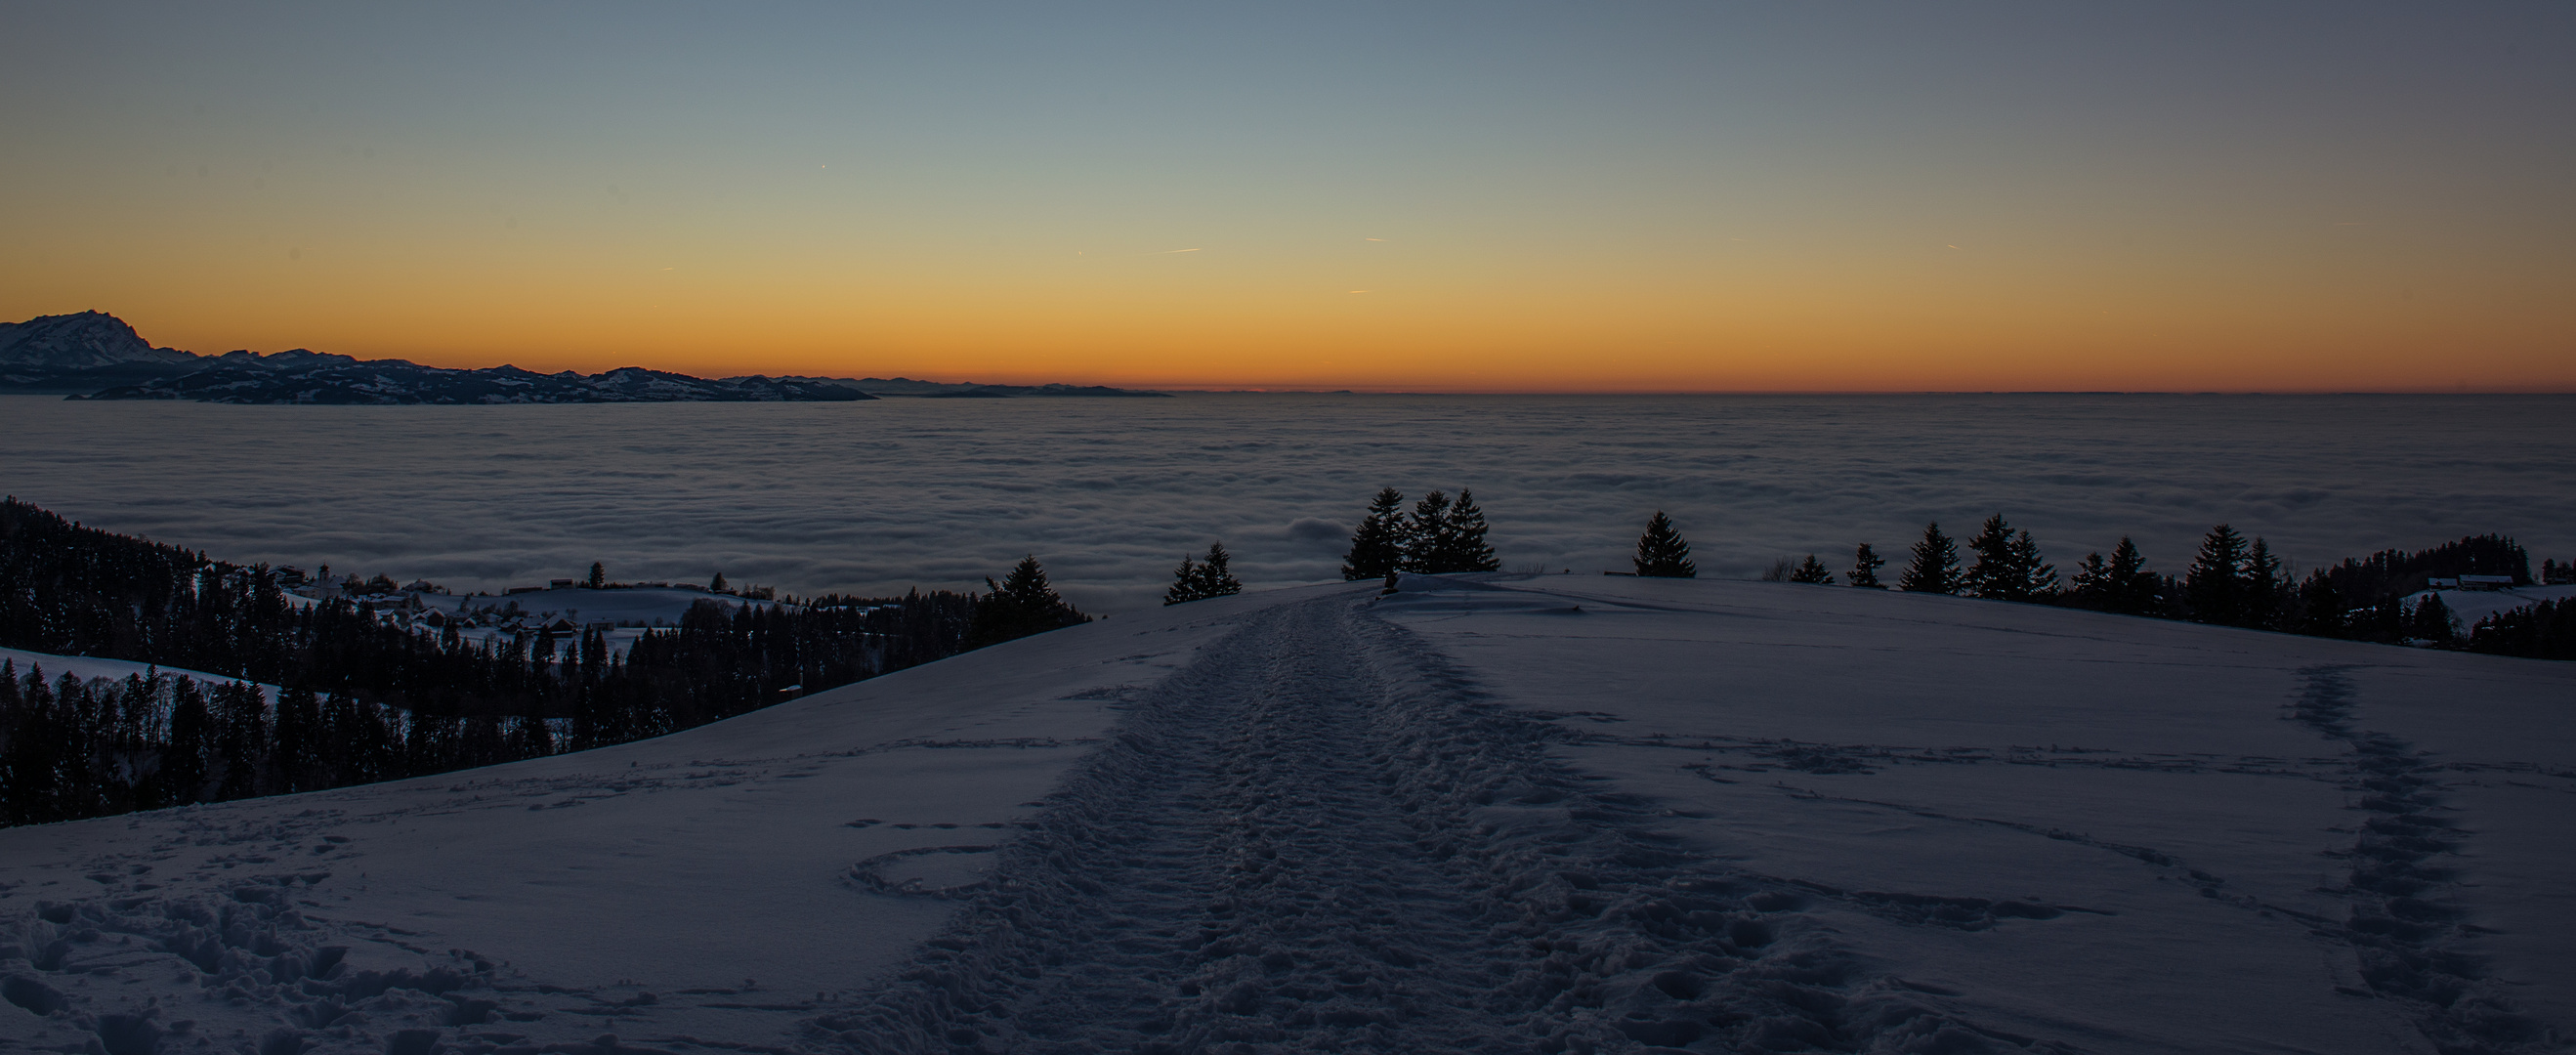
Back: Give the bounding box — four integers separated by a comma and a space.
5, 393, 2569, 612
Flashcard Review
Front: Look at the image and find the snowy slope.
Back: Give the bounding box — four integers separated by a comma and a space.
0, 649, 267, 696
2, 578, 2569, 1055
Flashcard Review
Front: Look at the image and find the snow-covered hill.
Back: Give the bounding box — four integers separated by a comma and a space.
74, 353, 871, 405
0, 312, 871, 402
3, 577, 2568, 1054
0, 312, 197, 392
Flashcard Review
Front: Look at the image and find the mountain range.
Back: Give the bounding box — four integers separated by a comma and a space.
0, 311, 1164, 402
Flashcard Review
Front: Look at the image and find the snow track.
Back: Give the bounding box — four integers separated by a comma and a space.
817, 597, 2013, 1054
2293, 667, 2549, 1054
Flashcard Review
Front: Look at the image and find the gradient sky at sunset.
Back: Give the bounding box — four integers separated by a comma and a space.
5, 2, 2570, 392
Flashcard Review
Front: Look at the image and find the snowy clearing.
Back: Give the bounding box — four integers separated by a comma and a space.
0, 650, 264, 696
2, 577, 2569, 1054
2404, 584, 2576, 631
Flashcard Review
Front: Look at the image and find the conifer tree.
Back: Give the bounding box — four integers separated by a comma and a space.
0, 665, 61, 824
517, 713, 555, 759
588, 563, 607, 589
2295, 570, 2346, 637
1340, 487, 1408, 581
2072, 551, 2113, 604
1401, 491, 1454, 573
2245, 538, 2285, 628
270, 684, 320, 793
1193, 542, 1244, 598
1848, 543, 1886, 588
709, 571, 728, 593
1163, 542, 1245, 605
966, 556, 1090, 648
2105, 536, 2156, 614
213, 681, 267, 801
2008, 528, 2056, 599
317, 691, 360, 788
162, 677, 211, 806
1788, 554, 1835, 584
1899, 522, 1963, 594
1964, 515, 2056, 602
1162, 553, 1202, 606
2408, 593, 2458, 644
1632, 512, 1696, 578
1444, 490, 1499, 572
1964, 516, 2015, 598
2185, 524, 2252, 625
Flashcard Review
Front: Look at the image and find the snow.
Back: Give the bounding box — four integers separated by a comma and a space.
0, 649, 267, 696
2403, 583, 2576, 631
280, 587, 782, 655
298, 586, 778, 625
3, 577, 2569, 1054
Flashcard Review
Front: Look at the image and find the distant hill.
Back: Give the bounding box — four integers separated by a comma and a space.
774, 375, 1172, 398
0, 311, 200, 392
76, 350, 872, 404
1, 312, 1168, 402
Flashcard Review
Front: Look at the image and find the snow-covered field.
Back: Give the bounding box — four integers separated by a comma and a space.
3, 577, 2569, 1054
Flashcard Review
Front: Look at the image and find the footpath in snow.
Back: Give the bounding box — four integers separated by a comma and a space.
3, 577, 2571, 1054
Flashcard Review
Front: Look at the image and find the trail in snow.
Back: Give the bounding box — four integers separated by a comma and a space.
819, 596, 2024, 1054
2291, 667, 2549, 1054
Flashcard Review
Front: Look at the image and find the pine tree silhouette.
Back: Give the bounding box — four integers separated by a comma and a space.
967, 556, 1090, 648
270, 684, 320, 793
213, 682, 267, 801
1445, 490, 1500, 572
1848, 543, 1886, 588
1632, 512, 1696, 577
1789, 554, 1835, 583
1164, 542, 1245, 605
587, 562, 607, 589
1402, 491, 1454, 573
2245, 537, 2284, 628
162, 678, 210, 806
2186, 524, 2252, 625
2010, 529, 2057, 599
1195, 542, 1245, 598
1899, 522, 1963, 594
2409, 593, 2458, 644
1964, 515, 2053, 601
1162, 553, 1201, 606
1340, 487, 1408, 580
2107, 537, 2157, 613
2295, 570, 2346, 637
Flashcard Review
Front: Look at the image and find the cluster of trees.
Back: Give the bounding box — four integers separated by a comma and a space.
1163, 543, 1245, 606
1743, 512, 2564, 658
964, 556, 1090, 648
1339, 487, 1500, 580
0, 499, 1091, 827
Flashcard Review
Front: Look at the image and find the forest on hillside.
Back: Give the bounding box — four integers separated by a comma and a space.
0, 499, 1086, 827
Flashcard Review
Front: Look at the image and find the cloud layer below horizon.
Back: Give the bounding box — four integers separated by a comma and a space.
5, 394, 2569, 614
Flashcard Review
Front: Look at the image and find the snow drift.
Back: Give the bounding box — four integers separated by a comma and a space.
2, 576, 2569, 1054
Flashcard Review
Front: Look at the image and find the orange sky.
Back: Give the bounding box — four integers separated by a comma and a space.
6, 5, 2570, 392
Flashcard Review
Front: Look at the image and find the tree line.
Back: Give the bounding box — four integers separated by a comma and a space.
1616, 507, 2568, 658
0, 499, 1089, 827
1337, 487, 1501, 580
